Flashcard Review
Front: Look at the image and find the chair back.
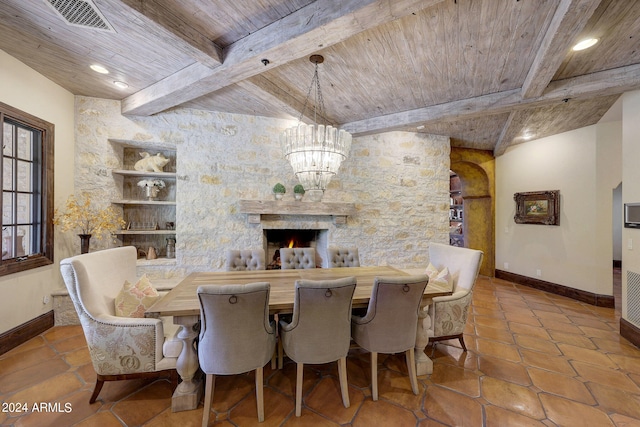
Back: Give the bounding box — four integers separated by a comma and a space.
428, 243, 483, 293
60, 246, 138, 319
197, 282, 275, 375
280, 247, 316, 269
225, 249, 265, 271
282, 277, 356, 364
353, 275, 428, 353
328, 247, 360, 268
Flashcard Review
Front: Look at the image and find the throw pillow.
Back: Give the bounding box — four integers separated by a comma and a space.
425, 262, 452, 287
115, 274, 160, 318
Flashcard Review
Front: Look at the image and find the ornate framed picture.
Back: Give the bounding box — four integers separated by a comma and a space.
514, 190, 560, 225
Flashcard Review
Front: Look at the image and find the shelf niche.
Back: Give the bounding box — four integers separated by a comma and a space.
109, 139, 177, 261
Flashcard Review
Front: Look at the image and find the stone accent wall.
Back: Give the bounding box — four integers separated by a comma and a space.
74, 96, 450, 277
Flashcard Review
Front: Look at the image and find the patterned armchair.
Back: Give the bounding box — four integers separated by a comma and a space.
425, 243, 483, 351
60, 246, 180, 403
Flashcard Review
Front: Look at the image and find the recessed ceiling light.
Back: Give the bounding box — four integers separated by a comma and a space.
416, 125, 425, 130
90, 64, 109, 74
113, 81, 129, 89
572, 38, 598, 51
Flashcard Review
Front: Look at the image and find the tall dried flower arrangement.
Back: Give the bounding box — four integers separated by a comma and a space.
54, 194, 125, 252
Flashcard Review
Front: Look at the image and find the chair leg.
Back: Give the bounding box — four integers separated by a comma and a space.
405, 348, 419, 395
458, 334, 467, 352
371, 352, 378, 401
337, 357, 350, 408
202, 374, 215, 427
295, 363, 304, 417
255, 367, 264, 422
89, 377, 105, 404
272, 314, 279, 370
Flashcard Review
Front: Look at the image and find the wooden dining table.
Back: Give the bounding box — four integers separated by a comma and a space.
145, 265, 451, 412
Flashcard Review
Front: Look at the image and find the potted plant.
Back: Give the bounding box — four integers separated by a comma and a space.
273, 183, 286, 200
293, 184, 305, 201
137, 179, 166, 201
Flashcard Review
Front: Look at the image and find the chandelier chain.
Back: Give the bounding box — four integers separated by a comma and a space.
298, 61, 326, 126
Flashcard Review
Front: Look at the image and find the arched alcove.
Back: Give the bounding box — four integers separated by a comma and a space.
450, 148, 495, 277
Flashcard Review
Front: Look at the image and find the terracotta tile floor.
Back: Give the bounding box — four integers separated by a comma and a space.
2, 274, 640, 426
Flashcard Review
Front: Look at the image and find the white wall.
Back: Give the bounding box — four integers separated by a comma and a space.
622, 90, 640, 322
613, 183, 622, 262
0, 50, 75, 333
496, 122, 621, 296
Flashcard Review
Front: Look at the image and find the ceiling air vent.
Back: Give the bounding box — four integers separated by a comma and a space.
43, 0, 115, 32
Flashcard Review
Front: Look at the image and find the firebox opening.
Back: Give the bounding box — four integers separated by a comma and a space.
264, 229, 323, 269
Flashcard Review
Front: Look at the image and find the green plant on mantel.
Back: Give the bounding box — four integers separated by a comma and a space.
273, 183, 286, 194
293, 184, 305, 194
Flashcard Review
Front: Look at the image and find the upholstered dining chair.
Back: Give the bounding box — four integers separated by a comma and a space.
425, 242, 483, 352
59, 246, 180, 403
225, 249, 266, 271
351, 274, 429, 400
279, 277, 357, 417
280, 247, 316, 269
197, 282, 276, 424
328, 247, 360, 268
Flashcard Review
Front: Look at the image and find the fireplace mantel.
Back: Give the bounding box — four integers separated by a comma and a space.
239, 199, 356, 224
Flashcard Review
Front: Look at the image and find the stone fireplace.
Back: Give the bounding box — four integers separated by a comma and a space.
263, 228, 329, 268
73, 98, 451, 277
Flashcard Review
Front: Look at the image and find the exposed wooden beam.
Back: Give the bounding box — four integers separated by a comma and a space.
521, 0, 601, 99
493, 111, 531, 157
342, 63, 640, 137
342, 89, 521, 136
239, 74, 337, 125
116, 0, 223, 67
121, 0, 446, 116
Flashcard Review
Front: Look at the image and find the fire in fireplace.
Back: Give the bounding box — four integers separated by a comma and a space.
264, 229, 321, 269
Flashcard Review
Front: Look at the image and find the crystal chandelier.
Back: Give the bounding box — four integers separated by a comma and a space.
282, 55, 352, 202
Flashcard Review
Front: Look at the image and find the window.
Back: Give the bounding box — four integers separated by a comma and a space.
0, 102, 54, 275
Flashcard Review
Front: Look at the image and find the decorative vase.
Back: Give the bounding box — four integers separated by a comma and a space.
306, 189, 323, 202
145, 186, 159, 201
294, 193, 303, 201
274, 193, 284, 200
166, 238, 176, 259
79, 234, 91, 254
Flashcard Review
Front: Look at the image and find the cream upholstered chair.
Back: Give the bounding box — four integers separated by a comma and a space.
328, 247, 360, 268
197, 283, 276, 425
280, 247, 316, 269
351, 274, 429, 400
425, 243, 483, 351
280, 277, 356, 417
225, 249, 265, 271
59, 246, 180, 403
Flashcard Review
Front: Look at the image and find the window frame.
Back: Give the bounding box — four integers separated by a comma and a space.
0, 101, 54, 276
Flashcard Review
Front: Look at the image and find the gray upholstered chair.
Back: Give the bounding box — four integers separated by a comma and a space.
225, 249, 265, 271
280, 277, 357, 417
59, 246, 180, 403
425, 243, 483, 351
280, 247, 316, 269
328, 247, 360, 268
351, 274, 429, 400
197, 282, 276, 424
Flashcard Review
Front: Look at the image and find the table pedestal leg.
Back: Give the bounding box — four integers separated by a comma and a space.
172, 315, 202, 412
415, 305, 433, 376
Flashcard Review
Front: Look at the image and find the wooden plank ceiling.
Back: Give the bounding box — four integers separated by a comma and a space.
1, 0, 638, 156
